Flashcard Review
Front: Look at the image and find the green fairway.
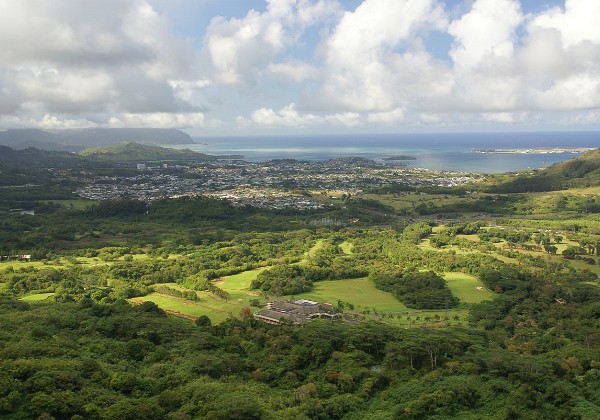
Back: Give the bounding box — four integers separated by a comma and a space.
338, 241, 354, 255
218, 267, 268, 300
0, 253, 152, 272
20, 292, 55, 302
284, 277, 408, 312
133, 293, 238, 324
444, 272, 493, 303
0, 260, 64, 270
144, 268, 268, 323
305, 239, 324, 259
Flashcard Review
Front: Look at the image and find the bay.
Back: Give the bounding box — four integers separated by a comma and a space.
176, 131, 599, 173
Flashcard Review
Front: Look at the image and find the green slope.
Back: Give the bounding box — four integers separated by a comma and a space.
487, 148, 600, 193
78, 142, 219, 162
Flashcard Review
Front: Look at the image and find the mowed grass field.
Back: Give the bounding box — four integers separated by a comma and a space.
0, 253, 152, 271
19, 292, 56, 302
423, 229, 600, 277
217, 267, 268, 300
138, 267, 269, 323
284, 277, 408, 312
139, 266, 494, 324
444, 272, 493, 303
338, 241, 354, 255
134, 293, 236, 324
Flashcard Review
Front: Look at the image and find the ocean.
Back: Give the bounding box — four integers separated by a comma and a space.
178, 131, 600, 173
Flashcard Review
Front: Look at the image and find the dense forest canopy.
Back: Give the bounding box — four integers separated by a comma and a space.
1, 148, 600, 418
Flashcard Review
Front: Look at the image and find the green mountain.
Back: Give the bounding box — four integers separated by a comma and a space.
487, 148, 600, 193
0, 145, 81, 165
0, 128, 195, 152
78, 142, 219, 162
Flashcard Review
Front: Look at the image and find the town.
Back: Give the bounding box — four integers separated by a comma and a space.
73, 157, 481, 209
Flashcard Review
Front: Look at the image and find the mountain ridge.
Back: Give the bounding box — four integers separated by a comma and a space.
0, 128, 194, 152
485, 148, 600, 192
78, 142, 218, 162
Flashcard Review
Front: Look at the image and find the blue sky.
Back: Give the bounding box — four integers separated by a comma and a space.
1, 0, 599, 136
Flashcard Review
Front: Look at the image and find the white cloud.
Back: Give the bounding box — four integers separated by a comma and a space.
14, 68, 117, 111
205, 0, 342, 86
249, 103, 360, 127
268, 60, 320, 82
314, 0, 449, 112
168, 79, 211, 101
449, 0, 522, 72
530, 0, 600, 48
108, 112, 206, 128
561, 110, 600, 125
481, 112, 526, 123
519, 0, 600, 111
367, 109, 405, 124
2, 0, 600, 134
0, 0, 204, 129
0, 114, 99, 130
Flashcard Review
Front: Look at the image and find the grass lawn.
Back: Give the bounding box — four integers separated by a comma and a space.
20, 292, 55, 302
140, 268, 489, 326
289, 277, 472, 325
284, 277, 408, 312
153, 283, 191, 292
456, 234, 481, 242
444, 272, 493, 303
133, 293, 238, 324
0, 260, 65, 270
306, 239, 324, 259
218, 267, 268, 300
338, 241, 354, 255
0, 253, 152, 271
144, 268, 271, 323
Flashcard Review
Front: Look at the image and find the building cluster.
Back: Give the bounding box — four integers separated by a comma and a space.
74, 174, 201, 201
254, 299, 340, 325
0, 254, 31, 262
72, 158, 479, 206
203, 187, 329, 210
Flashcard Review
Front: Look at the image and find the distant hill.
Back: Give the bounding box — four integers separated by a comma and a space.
0, 145, 82, 166
0, 129, 79, 152
53, 128, 194, 146
0, 128, 194, 152
487, 148, 600, 192
79, 142, 219, 162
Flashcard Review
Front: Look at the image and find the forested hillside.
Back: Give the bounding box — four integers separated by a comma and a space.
0, 128, 194, 152
1, 151, 600, 418
79, 142, 218, 162
487, 149, 600, 192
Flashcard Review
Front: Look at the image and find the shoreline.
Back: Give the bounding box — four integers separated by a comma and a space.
474, 147, 595, 154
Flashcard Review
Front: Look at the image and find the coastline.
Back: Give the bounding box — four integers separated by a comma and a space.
474, 147, 595, 154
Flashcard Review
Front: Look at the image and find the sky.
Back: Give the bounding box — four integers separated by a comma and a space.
1, 0, 600, 136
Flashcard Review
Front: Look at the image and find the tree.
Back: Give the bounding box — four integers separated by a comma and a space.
195, 315, 212, 327
239, 307, 252, 320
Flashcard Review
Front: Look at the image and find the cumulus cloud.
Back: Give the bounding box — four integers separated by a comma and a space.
249, 103, 360, 127
520, 0, 600, 111
530, 0, 600, 48
449, 0, 522, 72
313, 0, 448, 112
2, 0, 600, 133
108, 112, 206, 128
367, 109, 405, 124
0, 0, 207, 130
205, 0, 342, 86
268, 60, 320, 82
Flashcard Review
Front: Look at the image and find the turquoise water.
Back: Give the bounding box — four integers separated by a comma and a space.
178, 132, 600, 173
